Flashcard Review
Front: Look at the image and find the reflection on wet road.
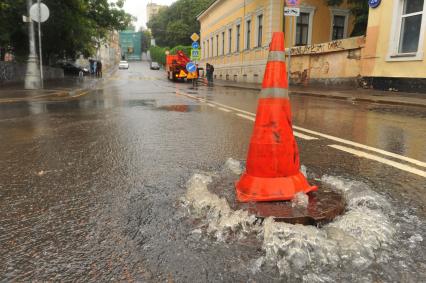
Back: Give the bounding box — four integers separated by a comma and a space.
0, 62, 425, 281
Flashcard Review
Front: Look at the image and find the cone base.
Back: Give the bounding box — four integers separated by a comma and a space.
235, 171, 317, 202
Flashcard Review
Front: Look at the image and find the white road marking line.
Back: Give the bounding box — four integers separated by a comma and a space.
207, 103, 216, 107
236, 114, 318, 140
236, 113, 255, 121
294, 132, 319, 140
218, 107, 231, 112
221, 98, 425, 167
179, 93, 196, 99
179, 91, 426, 169
295, 126, 426, 168
212, 101, 256, 116
329, 145, 426, 178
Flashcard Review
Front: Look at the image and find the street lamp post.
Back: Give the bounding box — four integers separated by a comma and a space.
37, 0, 44, 88
24, 0, 41, 89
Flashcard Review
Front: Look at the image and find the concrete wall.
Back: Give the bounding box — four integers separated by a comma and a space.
289, 36, 364, 86
0, 62, 64, 84
206, 36, 364, 86
99, 31, 121, 70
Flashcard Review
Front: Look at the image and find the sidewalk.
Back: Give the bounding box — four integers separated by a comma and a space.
0, 76, 105, 104
213, 79, 426, 108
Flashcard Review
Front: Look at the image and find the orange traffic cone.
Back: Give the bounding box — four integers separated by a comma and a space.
235, 32, 317, 202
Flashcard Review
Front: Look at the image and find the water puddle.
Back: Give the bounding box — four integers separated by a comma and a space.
157, 104, 201, 112
182, 159, 425, 281
121, 99, 201, 113
122, 99, 156, 108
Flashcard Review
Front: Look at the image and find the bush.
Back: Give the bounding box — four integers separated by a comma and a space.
149, 45, 191, 66
170, 45, 191, 57
149, 46, 169, 66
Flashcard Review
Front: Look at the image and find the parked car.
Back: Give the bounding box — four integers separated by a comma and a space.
150, 61, 160, 70
119, 60, 129, 69
59, 62, 89, 76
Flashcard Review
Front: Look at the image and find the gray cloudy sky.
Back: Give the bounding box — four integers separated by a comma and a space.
122, 0, 176, 30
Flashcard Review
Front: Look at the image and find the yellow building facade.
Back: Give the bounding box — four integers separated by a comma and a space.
361, 0, 426, 91
198, 0, 356, 83
198, 0, 426, 92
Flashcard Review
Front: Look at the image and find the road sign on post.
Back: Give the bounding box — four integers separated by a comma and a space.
190, 33, 200, 68
284, 7, 300, 17
30, 1, 50, 89
30, 2, 49, 22
284, 0, 299, 89
186, 62, 196, 73
190, 33, 200, 42
190, 49, 200, 61
191, 41, 199, 49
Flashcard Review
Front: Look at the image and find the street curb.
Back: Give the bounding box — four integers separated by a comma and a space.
216, 83, 261, 91
0, 86, 90, 104
214, 83, 426, 108
290, 91, 426, 108
0, 65, 118, 104
0, 77, 103, 104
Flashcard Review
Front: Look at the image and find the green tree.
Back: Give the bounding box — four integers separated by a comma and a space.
147, 0, 214, 47
140, 29, 152, 52
0, 0, 28, 60
0, 0, 133, 62
149, 45, 168, 66
325, 0, 369, 36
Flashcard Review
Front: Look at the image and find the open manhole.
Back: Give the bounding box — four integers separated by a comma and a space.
209, 174, 345, 226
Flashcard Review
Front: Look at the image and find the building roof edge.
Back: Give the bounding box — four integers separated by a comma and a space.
196, 0, 223, 21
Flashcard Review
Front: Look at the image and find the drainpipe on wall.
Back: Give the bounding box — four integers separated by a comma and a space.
241, 0, 246, 80
282, 0, 286, 34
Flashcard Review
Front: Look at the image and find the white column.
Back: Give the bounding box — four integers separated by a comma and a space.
24, 0, 41, 89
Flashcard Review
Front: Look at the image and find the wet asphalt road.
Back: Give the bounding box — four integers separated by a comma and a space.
0, 62, 425, 281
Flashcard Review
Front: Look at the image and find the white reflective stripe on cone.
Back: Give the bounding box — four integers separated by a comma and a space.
268, 51, 286, 62
260, 87, 289, 98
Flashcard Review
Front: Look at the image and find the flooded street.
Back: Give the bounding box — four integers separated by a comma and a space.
1, 62, 425, 282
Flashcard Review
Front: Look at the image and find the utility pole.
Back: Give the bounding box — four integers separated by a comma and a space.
24, 0, 41, 89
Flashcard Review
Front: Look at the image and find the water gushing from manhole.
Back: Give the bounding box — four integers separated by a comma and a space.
182, 159, 397, 279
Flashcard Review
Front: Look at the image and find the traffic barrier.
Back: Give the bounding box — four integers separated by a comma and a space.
235, 32, 317, 202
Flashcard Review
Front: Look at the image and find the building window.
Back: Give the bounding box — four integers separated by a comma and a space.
216, 34, 219, 56
211, 37, 213, 57
236, 24, 241, 52
332, 15, 346, 40
388, 0, 426, 60
228, 28, 232, 54
399, 0, 424, 53
222, 31, 225, 55
296, 12, 310, 46
246, 19, 251, 49
330, 8, 349, 41
257, 14, 263, 47
206, 40, 209, 58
